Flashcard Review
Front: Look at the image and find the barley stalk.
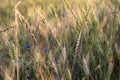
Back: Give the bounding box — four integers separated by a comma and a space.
14, 1, 21, 80
72, 31, 81, 71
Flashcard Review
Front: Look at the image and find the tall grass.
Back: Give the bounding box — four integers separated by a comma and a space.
0, 0, 120, 80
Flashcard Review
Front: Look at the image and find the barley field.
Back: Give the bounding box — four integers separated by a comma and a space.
0, 0, 120, 80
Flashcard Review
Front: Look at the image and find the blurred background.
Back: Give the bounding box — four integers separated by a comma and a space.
0, 0, 120, 80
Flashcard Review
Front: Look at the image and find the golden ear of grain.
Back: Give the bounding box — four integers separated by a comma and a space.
52, 62, 58, 74
107, 62, 114, 80
66, 69, 72, 80
62, 46, 66, 62
82, 57, 90, 76
15, 5, 38, 46
72, 31, 81, 71
75, 32, 81, 54
95, 64, 102, 70
34, 13, 40, 32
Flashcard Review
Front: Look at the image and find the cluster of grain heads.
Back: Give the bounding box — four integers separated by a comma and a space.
0, 0, 120, 80
14, 1, 39, 80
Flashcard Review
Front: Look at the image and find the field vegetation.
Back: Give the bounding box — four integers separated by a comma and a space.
0, 0, 120, 80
